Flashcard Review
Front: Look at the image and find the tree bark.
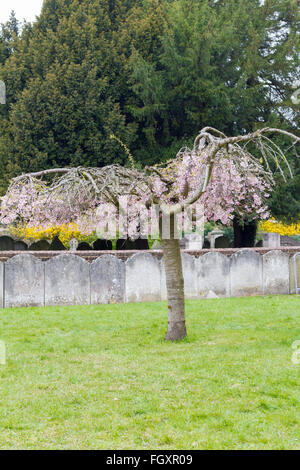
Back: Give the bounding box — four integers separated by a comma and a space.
161, 214, 187, 341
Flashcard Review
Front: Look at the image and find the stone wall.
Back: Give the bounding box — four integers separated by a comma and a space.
0, 249, 299, 308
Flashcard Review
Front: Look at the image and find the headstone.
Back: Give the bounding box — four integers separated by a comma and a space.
14, 240, 28, 251
185, 232, 204, 250
45, 254, 90, 306
91, 255, 125, 304
69, 238, 79, 251
181, 253, 197, 298
262, 232, 280, 248
197, 252, 230, 298
77, 242, 92, 251
0, 236, 15, 251
289, 253, 300, 294
93, 239, 113, 250
230, 249, 263, 297
125, 253, 161, 302
49, 236, 66, 251
29, 240, 50, 251
5, 254, 44, 307
263, 250, 289, 295
215, 236, 231, 248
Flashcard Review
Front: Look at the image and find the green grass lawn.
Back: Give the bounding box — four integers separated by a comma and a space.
0, 296, 299, 450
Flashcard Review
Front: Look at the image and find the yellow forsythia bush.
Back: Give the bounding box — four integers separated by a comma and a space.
259, 220, 300, 236
9, 223, 95, 248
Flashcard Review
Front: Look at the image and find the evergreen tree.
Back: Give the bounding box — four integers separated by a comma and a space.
0, 0, 152, 191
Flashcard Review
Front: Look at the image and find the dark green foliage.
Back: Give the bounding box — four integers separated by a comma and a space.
233, 218, 258, 248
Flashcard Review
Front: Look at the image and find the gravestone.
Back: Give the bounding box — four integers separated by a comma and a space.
289, 253, 300, 294
215, 236, 231, 248
29, 240, 50, 251
263, 250, 289, 295
77, 242, 92, 251
197, 252, 230, 298
262, 232, 280, 248
91, 255, 125, 304
125, 253, 161, 302
0, 236, 15, 251
45, 254, 90, 306
69, 238, 79, 251
5, 254, 44, 307
230, 249, 263, 297
185, 233, 204, 250
49, 236, 66, 251
93, 239, 113, 251
14, 240, 28, 251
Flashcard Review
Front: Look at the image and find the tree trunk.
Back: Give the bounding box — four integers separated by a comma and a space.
161, 214, 187, 341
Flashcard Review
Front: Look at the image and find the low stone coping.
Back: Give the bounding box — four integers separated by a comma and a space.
0, 246, 299, 262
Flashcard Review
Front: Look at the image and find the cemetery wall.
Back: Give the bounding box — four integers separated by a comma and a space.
0, 249, 299, 308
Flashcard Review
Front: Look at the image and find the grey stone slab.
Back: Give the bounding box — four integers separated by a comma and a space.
126, 253, 161, 302
263, 250, 289, 295
91, 255, 125, 304
45, 254, 90, 306
197, 252, 230, 298
289, 253, 300, 294
5, 254, 44, 307
181, 253, 197, 299
262, 232, 281, 248
230, 249, 263, 297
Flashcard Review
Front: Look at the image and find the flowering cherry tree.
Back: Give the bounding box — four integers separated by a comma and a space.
1, 127, 298, 340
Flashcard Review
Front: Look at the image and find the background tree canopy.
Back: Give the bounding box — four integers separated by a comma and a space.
0, 0, 299, 221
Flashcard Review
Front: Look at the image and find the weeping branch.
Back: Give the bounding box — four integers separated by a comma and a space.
147, 127, 299, 215
4, 127, 299, 221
